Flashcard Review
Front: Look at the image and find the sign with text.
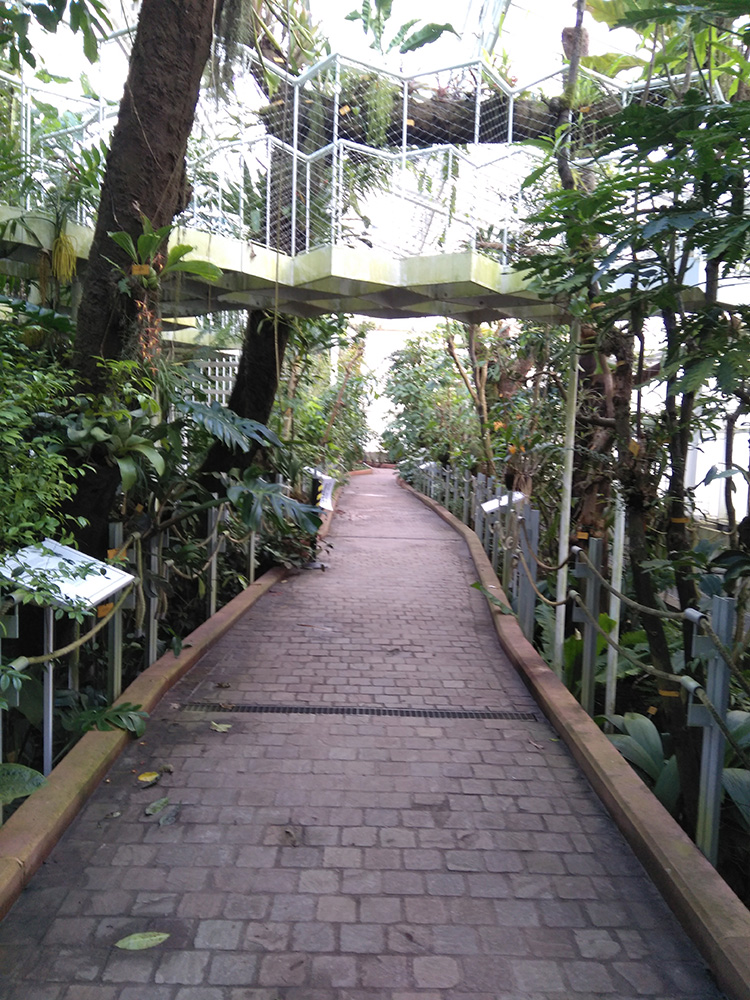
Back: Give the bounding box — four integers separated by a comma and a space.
0, 539, 134, 611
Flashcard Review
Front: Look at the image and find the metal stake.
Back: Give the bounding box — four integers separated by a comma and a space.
43, 606, 54, 776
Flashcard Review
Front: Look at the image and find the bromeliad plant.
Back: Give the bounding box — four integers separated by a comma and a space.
107, 216, 222, 296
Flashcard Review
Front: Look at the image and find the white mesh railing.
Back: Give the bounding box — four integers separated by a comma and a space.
0, 53, 699, 267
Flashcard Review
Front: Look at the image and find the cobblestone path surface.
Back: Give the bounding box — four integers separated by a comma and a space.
0, 469, 725, 999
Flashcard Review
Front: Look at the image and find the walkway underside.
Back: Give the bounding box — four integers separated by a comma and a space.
0, 471, 724, 1000
0, 206, 565, 324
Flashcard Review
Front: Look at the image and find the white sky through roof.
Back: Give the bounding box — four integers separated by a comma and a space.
309, 0, 639, 81
29, 1, 641, 103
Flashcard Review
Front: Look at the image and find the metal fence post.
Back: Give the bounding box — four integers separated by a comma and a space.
605, 493, 626, 722
144, 535, 159, 669
572, 538, 602, 715
207, 506, 219, 619
0, 604, 20, 774
501, 491, 514, 595
491, 507, 501, 574
108, 522, 124, 701
248, 531, 257, 585
475, 473, 486, 541
462, 470, 470, 525
689, 596, 736, 866
483, 477, 495, 554
517, 507, 540, 642
43, 606, 55, 776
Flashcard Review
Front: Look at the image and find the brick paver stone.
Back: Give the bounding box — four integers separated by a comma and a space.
0, 470, 727, 998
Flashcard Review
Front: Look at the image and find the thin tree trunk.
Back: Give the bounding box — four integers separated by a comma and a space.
201, 310, 292, 478
446, 328, 495, 474
319, 343, 364, 454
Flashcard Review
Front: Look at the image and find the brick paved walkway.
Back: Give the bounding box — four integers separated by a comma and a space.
0, 470, 726, 999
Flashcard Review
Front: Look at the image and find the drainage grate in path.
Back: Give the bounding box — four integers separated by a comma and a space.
182, 702, 539, 722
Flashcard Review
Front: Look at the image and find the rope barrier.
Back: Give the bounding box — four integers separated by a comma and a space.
519, 516, 571, 573
514, 545, 570, 608
415, 469, 750, 715
699, 617, 750, 701
19, 584, 136, 665
569, 589, 682, 684
570, 590, 750, 770
575, 546, 685, 622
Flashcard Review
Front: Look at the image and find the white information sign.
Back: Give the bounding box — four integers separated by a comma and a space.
304, 467, 336, 513
317, 476, 335, 512
481, 491, 526, 513
0, 538, 134, 611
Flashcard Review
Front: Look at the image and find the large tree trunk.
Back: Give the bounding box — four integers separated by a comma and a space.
200, 310, 292, 479
65, 0, 219, 556
73, 0, 217, 388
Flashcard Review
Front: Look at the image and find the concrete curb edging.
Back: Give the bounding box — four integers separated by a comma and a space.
0, 565, 287, 923
399, 477, 750, 1000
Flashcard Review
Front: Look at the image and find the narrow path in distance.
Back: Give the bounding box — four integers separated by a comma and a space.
0, 469, 725, 999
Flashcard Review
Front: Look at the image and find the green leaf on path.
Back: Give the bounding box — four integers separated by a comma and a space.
145, 796, 170, 816
114, 932, 170, 950
158, 804, 181, 826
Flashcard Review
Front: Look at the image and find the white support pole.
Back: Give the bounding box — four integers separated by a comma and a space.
291, 82, 300, 257
331, 57, 341, 245
473, 61, 482, 144
605, 491, 626, 721
265, 135, 272, 248
401, 80, 409, 219
554, 319, 580, 678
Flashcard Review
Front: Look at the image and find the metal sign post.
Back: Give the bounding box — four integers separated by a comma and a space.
0, 539, 134, 776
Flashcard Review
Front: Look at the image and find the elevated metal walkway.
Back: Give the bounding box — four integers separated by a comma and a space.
0, 51, 670, 324
0, 204, 563, 324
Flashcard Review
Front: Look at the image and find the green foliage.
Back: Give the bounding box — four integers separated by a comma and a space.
175, 400, 280, 454
107, 216, 223, 296
0, 0, 111, 69
271, 316, 371, 479
227, 471, 321, 535
345, 0, 457, 55
383, 334, 480, 465
59, 695, 148, 738
0, 762, 46, 805
604, 712, 681, 814
0, 660, 30, 712
0, 312, 83, 552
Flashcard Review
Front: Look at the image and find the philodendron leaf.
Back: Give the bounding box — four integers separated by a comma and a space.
0, 763, 46, 806
114, 931, 170, 950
